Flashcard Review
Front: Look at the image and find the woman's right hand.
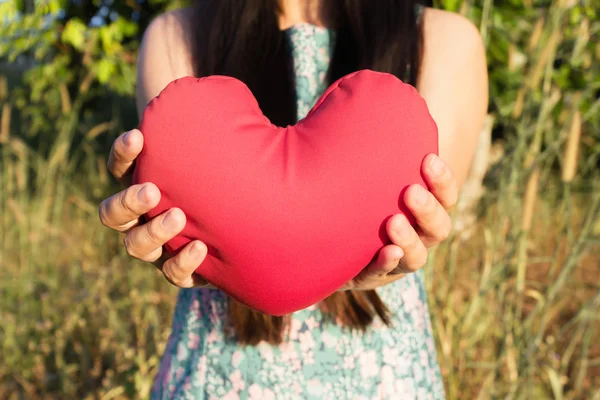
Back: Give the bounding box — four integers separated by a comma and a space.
99, 130, 449, 294
99, 129, 214, 288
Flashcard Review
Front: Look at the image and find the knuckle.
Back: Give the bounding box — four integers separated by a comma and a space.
352, 277, 370, 291
162, 257, 189, 288
119, 189, 133, 214
349, 271, 371, 290
162, 269, 179, 287
403, 253, 427, 273
160, 261, 177, 284
165, 271, 186, 288
145, 220, 166, 244
98, 201, 110, 227
402, 234, 420, 254
431, 174, 452, 193
113, 137, 127, 161
400, 260, 419, 273
138, 250, 160, 263
123, 235, 139, 259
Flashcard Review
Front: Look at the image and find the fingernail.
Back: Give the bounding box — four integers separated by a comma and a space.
414, 185, 427, 205
137, 184, 150, 203
161, 209, 180, 230
189, 242, 203, 260
394, 215, 411, 239
429, 155, 444, 176
123, 130, 132, 146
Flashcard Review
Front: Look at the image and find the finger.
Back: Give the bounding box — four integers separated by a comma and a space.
386, 214, 428, 273
152, 250, 216, 290
349, 245, 404, 291
107, 129, 144, 181
403, 184, 452, 246
421, 154, 458, 210
365, 245, 404, 275
123, 208, 186, 262
162, 240, 209, 288
99, 183, 161, 231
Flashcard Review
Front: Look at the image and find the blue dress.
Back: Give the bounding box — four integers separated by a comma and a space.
151, 23, 445, 400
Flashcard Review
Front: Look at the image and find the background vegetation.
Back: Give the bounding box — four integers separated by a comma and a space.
1, 0, 599, 398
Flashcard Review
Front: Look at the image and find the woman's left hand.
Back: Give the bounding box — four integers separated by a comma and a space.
339, 153, 458, 291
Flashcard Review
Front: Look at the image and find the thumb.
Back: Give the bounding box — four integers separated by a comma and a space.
361, 245, 404, 277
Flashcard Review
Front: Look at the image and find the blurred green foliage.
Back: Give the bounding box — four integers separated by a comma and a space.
438, 0, 599, 176
0, 0, 186, 161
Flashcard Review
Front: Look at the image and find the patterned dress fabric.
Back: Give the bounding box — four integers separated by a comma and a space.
151, 22, 445, 400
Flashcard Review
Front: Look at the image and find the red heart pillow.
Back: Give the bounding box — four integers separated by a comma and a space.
133, 70, 438, 316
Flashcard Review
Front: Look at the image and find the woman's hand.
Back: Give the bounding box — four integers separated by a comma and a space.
339, 154, 457, 291
101, 132, 455, 292
99, 129, 214, 288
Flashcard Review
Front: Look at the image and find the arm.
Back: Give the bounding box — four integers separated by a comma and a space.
419, 9, 489, 189
343, 10, 488, 290
136, 10, 195, 117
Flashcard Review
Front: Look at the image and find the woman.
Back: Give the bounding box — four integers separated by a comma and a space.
99, 0, 488, 398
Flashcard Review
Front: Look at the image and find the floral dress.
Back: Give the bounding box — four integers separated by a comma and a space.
151, 23, 445, 400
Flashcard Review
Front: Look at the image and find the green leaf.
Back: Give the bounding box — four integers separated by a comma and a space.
47, 0, 62, 15
116, 17, 138, 37
96, 58, 117, 84
100, 25, 123, 56
441, 0, 462, 12
61, 18, 87, 50
0, 0, 20, 20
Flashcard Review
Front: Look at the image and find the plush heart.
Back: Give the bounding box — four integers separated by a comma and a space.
133, 70, 438, 316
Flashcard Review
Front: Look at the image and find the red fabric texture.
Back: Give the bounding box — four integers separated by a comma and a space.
133, 70, 438, 316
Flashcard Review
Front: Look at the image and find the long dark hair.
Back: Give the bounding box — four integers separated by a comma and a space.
189, 0, 427, 345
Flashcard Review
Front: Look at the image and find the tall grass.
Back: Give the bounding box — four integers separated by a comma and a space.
1, 1, 599, 399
